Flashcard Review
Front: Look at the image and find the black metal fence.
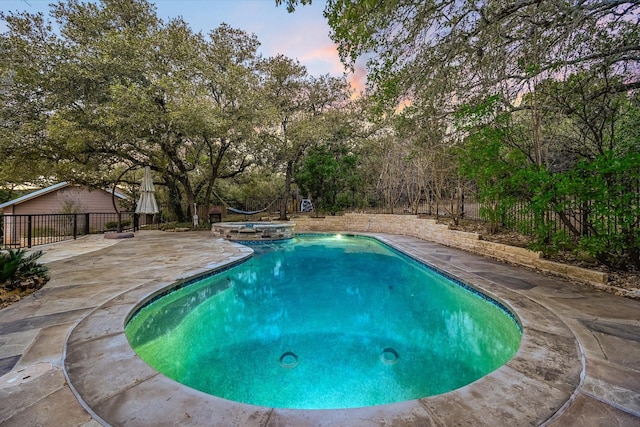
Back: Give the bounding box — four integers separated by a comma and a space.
0, 212, 138, 249
288, 187, 633, 239
3, 192, 635, 249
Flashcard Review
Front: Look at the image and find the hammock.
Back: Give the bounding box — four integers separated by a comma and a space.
213, 191, 279, 216
212, 189, 283, 217
227, 206, 267, 216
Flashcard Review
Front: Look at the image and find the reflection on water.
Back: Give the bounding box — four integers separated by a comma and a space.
126, 235, 521, 409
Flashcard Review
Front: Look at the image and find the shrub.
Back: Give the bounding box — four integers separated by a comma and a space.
105, 220, 131, 230
159, 221, 211, 231
0, 249, 49, 291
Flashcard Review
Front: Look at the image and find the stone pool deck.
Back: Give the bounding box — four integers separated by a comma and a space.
0, 231, 638, 426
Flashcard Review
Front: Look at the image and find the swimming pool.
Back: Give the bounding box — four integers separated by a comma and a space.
125, 234, 521, 409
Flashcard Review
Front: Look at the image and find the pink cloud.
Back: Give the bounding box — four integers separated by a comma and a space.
347, 61, 367, 98
395, 98, 413, 113
298, 44, 346, 75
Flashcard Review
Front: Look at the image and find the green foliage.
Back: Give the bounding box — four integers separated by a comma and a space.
0, 249, 49, 290
454, 95, 504, 125
470, 146, 638, 268
105, 220, 131, 230
0, 251, 22, 283
158, 221, 210, 231
258, 57, 353, 219
614, 95, 640, 156
457, 98, 523, 233
521, 151, 640, 268
568, 152, 640, 269
317, 0, 639, 121
221, 168, 285, 203
295, 144, 360, 214
458, 90, 639, 269
1, 1, 270, 222
275, 0, 313, 13
0, 189, 19, 204
0, 0, 398, 227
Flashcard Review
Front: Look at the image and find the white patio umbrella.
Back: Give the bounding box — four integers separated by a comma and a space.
135, 166, 159, 215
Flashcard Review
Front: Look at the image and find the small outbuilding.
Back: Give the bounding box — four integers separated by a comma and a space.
0, 182, 126, 215
0, 182, 128, 247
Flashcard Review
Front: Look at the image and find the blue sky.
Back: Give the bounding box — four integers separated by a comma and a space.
0, 0, 365, 91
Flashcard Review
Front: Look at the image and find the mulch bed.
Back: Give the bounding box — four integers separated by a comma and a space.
446, 219, 640, 295
0, 276, 49, 310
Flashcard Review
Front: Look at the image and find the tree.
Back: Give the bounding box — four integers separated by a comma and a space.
296, 145, 358, 214
0, 10, 61, 187
295, 110, 361, 214
1, 0, 265, 221
392, 98, 467, 220
456, 88, 640, 268
456, 97, 523, 233
282, 0, 639, 174
259, 56, 351, 219
537, 72, 634, 165
375, 136, 406, 214
196, 24, 264, 212
47, 0, 209, 220
275, 0, 312, 13
313, 0, 640, 106
282, 0, 640, 269
257, 55, 308, 219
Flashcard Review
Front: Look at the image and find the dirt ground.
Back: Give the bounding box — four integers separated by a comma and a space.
0, 276, 48, 310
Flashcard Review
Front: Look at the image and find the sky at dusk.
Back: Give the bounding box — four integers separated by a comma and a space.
0, 0, 366, 93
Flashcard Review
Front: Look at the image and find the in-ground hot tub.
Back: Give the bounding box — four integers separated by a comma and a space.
212, 221, 295, 242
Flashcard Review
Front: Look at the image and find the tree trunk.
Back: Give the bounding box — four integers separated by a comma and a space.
166, 179, 186, 222
280, 160, 293, 220
180, 177, 196, 222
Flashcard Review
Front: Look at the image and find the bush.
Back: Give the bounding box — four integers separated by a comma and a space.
105, 219, 131, 230
0, 249, 49, 291
159, 221, 211, 231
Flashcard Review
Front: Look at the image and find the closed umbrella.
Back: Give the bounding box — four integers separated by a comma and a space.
135, 166, 159, 215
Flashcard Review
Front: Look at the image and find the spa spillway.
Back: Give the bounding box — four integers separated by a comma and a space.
211, 221, 295, 242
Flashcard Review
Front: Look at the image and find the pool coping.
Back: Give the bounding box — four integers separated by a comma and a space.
62, 233, 584, 426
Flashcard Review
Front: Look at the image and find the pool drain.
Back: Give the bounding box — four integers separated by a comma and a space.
380, 348, 399, 365
279, 351, 298, 368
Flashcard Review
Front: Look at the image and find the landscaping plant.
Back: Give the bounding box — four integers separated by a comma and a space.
0, 249, 49, 291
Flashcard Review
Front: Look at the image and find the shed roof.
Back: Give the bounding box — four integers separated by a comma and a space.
0, 182, 127, 209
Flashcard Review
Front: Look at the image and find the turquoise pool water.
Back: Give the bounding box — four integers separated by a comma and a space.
125, 234, 521, 409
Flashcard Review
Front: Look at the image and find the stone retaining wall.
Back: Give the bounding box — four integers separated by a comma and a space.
293, 213, 608, 286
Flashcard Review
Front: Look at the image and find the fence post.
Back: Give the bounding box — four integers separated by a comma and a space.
85, 213, 90, 235
73, 214, 78, 240
27, 215, 32, 248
